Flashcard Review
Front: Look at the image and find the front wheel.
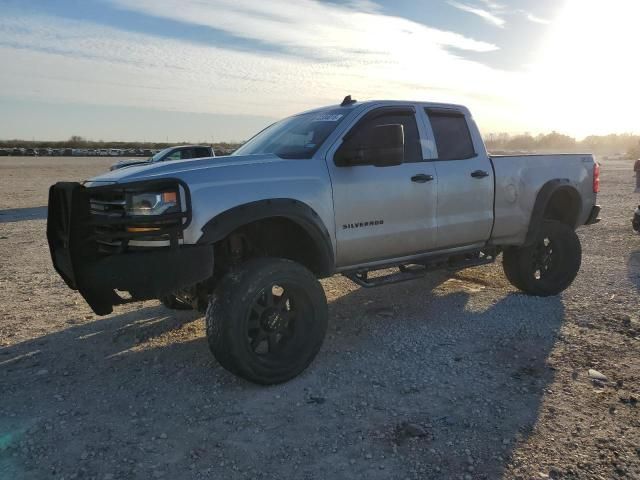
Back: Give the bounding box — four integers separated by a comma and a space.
206, 258, 328, 385
503, 220, 581, 296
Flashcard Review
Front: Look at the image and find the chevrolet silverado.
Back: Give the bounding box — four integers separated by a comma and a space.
47, 96, 601, 384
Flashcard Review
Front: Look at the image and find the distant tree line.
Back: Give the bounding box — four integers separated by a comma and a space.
484, 132, 640, 158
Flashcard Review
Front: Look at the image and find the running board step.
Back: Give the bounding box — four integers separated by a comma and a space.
343, 248, 498, 288
344, 265, 429, 288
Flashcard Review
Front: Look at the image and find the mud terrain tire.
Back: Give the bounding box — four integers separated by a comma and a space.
206, 257, 328, 384
503, 220, 581, 296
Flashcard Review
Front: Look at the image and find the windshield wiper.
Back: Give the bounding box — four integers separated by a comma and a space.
276, 152, 310, 159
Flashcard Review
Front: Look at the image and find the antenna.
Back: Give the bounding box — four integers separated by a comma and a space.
341, 95, 357, 106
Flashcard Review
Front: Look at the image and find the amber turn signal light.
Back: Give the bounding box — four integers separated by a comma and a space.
126, 226, 161, 233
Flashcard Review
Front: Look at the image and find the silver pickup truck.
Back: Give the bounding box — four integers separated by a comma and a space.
47, 96, 601, 384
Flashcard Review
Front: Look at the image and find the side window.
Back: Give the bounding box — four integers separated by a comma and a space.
180, 148, 194, 160
194, 147, 211, 158
165, 151, 181, 161
337, 110, 422, 166
426, 109, 476, 160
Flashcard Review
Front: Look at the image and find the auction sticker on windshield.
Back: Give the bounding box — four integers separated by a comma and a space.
311, 114, 343, 122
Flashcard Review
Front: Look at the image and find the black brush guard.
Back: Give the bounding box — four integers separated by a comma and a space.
46, 180, 213, 315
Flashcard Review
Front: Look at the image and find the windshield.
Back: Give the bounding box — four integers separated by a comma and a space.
233, 109, 348, 159
149, 147, 173, 162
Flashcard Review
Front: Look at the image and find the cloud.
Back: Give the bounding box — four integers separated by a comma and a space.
106, 0, 498, 55
448, 1, 506, 28
1, 0, 634, 139
477, 0, 505, 11
450, 2, 551, 29
526, 13, 551, 25
0, 2, 529, 136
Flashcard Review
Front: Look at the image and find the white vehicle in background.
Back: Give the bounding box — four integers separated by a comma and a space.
109, 145, 215, 170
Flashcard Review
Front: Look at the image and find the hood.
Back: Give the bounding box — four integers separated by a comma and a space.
110, 158, 151, 170
89, 154, 283, 183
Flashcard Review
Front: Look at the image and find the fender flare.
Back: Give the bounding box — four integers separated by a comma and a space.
197, 198, 335, 276
524, 179, 582, 245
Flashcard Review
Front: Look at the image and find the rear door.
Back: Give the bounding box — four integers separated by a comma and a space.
421, 108, 494, 248
327, 105, 438, 267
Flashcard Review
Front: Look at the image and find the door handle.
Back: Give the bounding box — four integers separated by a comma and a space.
471, 170, 490, 178
411, 174, 434, 183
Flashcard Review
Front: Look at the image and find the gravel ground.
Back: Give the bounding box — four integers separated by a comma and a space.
0, 156, 638, 480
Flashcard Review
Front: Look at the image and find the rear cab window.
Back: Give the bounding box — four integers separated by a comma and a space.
426, 108, 476, 160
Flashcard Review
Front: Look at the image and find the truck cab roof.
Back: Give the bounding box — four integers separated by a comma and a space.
298, 99, 471, 116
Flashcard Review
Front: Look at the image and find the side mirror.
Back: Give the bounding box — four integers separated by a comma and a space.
335, 123, 405, 167
365, 123, 405, 167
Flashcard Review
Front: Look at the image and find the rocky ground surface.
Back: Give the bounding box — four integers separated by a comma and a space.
0, 156, 638, 480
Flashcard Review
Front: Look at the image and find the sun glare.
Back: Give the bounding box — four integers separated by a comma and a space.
526, 0, 640, 137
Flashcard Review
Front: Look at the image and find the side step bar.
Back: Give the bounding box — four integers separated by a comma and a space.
343, 248, 498, 288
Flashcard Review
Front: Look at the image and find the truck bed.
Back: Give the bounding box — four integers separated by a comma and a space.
489, 153, 597, 246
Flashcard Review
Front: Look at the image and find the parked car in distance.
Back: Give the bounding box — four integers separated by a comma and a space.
109, 145, 215, 170
12, 147, 25, 156
0, 149, 9, 156
25, 148, 37, 156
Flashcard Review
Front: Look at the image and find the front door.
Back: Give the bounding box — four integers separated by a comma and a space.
327, 106, 438, 267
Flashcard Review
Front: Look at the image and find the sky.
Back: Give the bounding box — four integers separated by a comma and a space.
0, 0, 638, 142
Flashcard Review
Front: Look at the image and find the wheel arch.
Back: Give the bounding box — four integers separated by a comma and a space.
198, 198, 335, 277
524, 179, 582, 246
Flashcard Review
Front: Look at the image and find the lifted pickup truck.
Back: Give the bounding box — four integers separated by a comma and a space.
47, 97, 601, 384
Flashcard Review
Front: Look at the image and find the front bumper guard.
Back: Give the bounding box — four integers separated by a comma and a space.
46, 181, 213, 315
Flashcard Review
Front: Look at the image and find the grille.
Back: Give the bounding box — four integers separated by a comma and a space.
89, 191, 127, 254
87, 186, 187, 255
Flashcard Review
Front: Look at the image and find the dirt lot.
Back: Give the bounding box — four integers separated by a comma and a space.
0, 156, 638, 480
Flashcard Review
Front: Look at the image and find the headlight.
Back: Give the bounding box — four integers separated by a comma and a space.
126, 190, 179, 216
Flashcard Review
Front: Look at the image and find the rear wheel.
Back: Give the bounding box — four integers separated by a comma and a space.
502, 220, 581, 296
206, 258, 328, 384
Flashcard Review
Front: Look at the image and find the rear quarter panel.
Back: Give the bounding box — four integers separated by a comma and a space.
490, 154, 597, 246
